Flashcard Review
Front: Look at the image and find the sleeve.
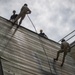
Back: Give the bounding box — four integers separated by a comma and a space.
26, 7, 31, 14
43, 33, 48, 38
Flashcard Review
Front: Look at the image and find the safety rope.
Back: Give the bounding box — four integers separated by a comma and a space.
27, 15, 37, 33
1, 15, 55, 74
0, 22, 20, 75
27, 15, 53, 74
3, 25, 18, 52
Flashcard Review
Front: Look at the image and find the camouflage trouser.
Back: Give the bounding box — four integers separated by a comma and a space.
10, 19, 18, 24
56, 49, 67, 65
14, 12, 26, 25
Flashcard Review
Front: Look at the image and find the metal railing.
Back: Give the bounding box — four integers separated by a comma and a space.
58, 30, 75, 43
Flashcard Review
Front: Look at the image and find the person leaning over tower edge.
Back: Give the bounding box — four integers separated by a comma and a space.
54, 39, 71, 67
13, 3, 31, 28
10, 10, 18, 24
39, 29, 48, 38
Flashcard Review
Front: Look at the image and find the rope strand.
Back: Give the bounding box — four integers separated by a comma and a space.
3, 26, 18, 52
27, 15, 53, 74
27, 15, 37, 33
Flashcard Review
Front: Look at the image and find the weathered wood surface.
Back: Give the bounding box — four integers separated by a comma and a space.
0, 17, 75, 75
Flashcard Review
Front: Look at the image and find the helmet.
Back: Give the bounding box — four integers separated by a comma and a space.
61, 39, 65, 42
13, 10, 16, 13
24, 3, 27, 6
40, 29, 43, 32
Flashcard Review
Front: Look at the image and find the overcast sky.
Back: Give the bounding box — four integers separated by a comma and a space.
0, 0, 75, 43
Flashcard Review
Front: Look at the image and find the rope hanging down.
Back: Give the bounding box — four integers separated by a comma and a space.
0, 25, 19, 75
27, 15, 37, 33
27, 15, 53, 74
3, 26, 18, 52
2, 15, 56, 74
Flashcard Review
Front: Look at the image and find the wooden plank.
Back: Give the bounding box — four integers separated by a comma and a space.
0, 16, 75, 75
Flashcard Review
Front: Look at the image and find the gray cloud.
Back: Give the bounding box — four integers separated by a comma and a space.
0, 0, 75, 43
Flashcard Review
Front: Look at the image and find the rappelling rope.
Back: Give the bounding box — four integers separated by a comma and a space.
27, 14, 53, 74
27, 15, 37, 33
3, 25, 18, 52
